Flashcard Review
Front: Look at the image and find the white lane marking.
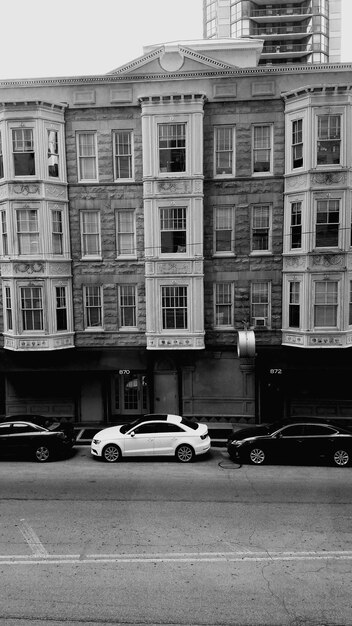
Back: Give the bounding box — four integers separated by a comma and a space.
18, 519, 49, 557
1, 549, 352, 566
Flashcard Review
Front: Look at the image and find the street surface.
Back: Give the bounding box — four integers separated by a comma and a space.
0, 446, 351, 625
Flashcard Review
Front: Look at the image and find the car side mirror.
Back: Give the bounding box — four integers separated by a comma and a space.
130, 431, 135, 437
276, 432, 283, 438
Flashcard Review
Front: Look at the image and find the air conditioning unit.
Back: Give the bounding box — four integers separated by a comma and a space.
253, 317, 266, 327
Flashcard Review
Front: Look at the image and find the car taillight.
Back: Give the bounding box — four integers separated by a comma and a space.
200, 433, 208, 440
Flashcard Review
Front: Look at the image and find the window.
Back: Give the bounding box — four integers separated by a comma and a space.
214, 283, 234, 327
214, 126, 235, 176
161, 286, 187, 329
20, 287, 43, 331
55, 286, 68, 331
1, 210, 8, 255
12, 129, 35, 176
80, 211, 101, 257
118, 285, 137, 328
0, 133, 3, 178
48, 130, 59, 178
214, 206, 234, 253
251, 205, 271, 252
288, 282, 300, 328
349, 281, 352, 325
317, 115, 341, 165
113, 131, 133, 180
51, 209, 63, 255
116, 210, 136, 256
158, 123, 186, 173
84, 286, 103, 328
16, 209, 39, 255
5, 286, 12, 331
77, 132, 98, 181
315, 199, 339, 248
252, 125, 272, 174
290, 202, 302, 249
292, 119, 303, 169
160, 207, 186, 253
251, 282, 270, 328
314, 281, 338, 327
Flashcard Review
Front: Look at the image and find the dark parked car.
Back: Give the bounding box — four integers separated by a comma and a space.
3, 414, 75, 446
0, 420, 74, 462
227, 420, 352, 467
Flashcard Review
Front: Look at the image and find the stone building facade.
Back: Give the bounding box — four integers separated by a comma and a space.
0, 38, 352, 426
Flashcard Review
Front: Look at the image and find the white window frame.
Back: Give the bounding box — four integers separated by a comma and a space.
251, 204, 272, 254
16, 208, 40, 256
116, 209, 136, 258
288, 281, 301, 329
48, 129, 59, 179
214, 283, 234, 329
12, 127, 36, 177
290, 201, 302, 250
291, 118, 303, 170
160, 206, 187, 255
161, 285, 188, 330
315, 198, 340, 249
83, 285, 103, 330
316, 113, 342, 167
252, 124, 273, 175
55, 285, 68, 332
158, 123, 186, 175
213, 206, 235, 256
4, 285, 13, 332
20, 285, 44, 332
313, 280, 339, 329
214, 126, 235, 177
76, 132, 98, 182
51, 208, 64, 255
251, 282, 271, 328
80, 210, 101, 259
118, 284, 137, 329
1, 208, 8, 256
113, 130, 134, 181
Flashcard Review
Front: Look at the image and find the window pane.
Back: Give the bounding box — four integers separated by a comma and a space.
252, 205, 270, 251
81, 211, 100, 256
215, 127, 234, 175
160, 207, 186, 253
215, 207, 233, 252
161, 286, 187, 329
117, 210, 135, 255
85, 286, 102, 327
78, 133, 97, 180
13, 129, 35, 176
119, 285, 136, 327
114, 131, 133, 179
48, 130, 59, 177
159, 124, 186, 173
21, 287, 43, 330
215, 283, 232, 326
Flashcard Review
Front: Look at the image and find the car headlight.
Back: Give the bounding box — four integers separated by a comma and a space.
92, 438, 101, 445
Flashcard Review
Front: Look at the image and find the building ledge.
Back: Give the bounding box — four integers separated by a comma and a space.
282, 330, 352, 348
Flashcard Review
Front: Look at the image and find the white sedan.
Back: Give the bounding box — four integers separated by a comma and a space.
91, 414, 211, 463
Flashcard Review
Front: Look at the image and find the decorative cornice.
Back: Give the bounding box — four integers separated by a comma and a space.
1, 63, 352, 88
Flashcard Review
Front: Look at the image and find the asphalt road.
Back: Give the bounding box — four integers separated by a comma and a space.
0, 446, 351, 626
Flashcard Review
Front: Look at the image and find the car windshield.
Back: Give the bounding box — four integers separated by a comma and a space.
120, 418, 146, 434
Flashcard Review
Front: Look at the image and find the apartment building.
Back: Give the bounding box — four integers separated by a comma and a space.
0, 38, 351, 426
203, 0, 342, 64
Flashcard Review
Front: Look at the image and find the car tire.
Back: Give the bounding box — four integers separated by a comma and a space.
34, 445, 51, 463
333, 449, 350, 467
176, 444, 194, 463
248, 447, 266, 465
102, 444, 121, 463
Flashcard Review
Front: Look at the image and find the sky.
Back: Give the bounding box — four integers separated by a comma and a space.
0, 0, 351, 80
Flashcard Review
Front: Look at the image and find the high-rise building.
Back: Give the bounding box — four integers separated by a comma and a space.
203, 0, 341, 65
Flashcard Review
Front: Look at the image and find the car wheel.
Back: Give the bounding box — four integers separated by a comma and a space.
34, 445, 51, 463
102, 444, 121, 463
333, 449, 350, 467
176, 444, 194, 463
248, 447, 266, 465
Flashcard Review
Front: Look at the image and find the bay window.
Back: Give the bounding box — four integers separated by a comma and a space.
21, 287, 43, 331
315, 199, 339, 248
16, 209, 39, 255
292, 119, 303, 169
